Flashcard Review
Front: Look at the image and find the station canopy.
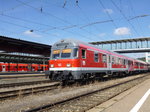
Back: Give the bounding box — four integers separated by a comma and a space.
0, 36, 51, 64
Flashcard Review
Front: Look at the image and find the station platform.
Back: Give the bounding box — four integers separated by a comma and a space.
0, 73, 48, 84
0, 73, 45, 79
87, 78, 150, 112
0, 71, 44, 75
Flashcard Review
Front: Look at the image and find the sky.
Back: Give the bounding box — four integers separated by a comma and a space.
0, 0, 150, 58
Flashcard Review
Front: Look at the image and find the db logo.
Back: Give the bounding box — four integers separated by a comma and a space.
58, 63, 62, 66
82, 61, 86, 65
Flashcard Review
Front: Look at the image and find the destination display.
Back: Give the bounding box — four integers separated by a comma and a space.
62, 49, 72, 53
53, 50, 60, 54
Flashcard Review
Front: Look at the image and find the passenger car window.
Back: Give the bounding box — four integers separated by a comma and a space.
94, 53, 99, 62
82, 49, 86, 59
112, 56, 115, 64
102, 54, 107, 63
123, 59, 126, 65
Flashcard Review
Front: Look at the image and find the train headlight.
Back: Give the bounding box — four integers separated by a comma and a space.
50, 64, 54, 68
66, 64, 71, 67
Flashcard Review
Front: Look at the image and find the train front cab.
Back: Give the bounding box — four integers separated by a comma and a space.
46, 40, 81, 81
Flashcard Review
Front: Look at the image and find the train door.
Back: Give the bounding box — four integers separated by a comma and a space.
128, 60, 133, 71
80, 48, 87, 68
125, 60, 128, 69
107, 55, 112, 70
2, 65, 6, 72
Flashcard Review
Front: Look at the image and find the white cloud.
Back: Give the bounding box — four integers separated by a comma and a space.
98, 33, 106, 37
114, 27, 131, 35
103, 9, 113, 14
23, 30, 42, 38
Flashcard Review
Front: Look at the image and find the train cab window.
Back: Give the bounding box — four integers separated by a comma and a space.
61, 49, 72, 58
73, 48, 78, 58
52, 50, 60, 59
94, 53, 99, 62
82, 49, 86, 59
102, 54, 107, 63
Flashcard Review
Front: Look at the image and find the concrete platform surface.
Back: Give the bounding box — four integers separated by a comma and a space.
87, 78, 150, 112
0, 73, 48, 84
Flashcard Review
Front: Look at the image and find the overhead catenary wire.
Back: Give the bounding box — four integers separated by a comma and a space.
97, 0, 118, 29
0, 27, 23, 37
110, 0, 141, 37
128, 15, 149, 21
0, 0, 148, 42
97, 0, 129, 40
62, 0, 67, 8
0, 19, 65, 39
80, 20, 113, 29
0, 13, 56, 29
0, 19, 38, 30
128, 0, 148, 37
62, 25, 77, 30
0, 0, 35, 14
7, 0, 123, 41
15, 0, 99, 41
1, 2, 95, 40
76, 4, 107, 40
16, 0, 72, 25
0, 18, 95, 41
0, 0, 92, 41
0, 12, 100, 40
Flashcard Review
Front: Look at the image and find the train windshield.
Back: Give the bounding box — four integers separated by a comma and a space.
61, 49, 72, 58
52, 50, 60, 59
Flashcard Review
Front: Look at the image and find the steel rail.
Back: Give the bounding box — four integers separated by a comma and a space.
0, 80, 52, 88
24, 74, 149, 112
0, 75, 45, 79
0, 83, 60, 100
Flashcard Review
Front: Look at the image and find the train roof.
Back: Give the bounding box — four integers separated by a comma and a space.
52, 38, 84, 48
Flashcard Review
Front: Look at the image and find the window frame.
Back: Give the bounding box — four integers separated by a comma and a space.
112, 56, 115, 64
102, 54, 107, 63
52, 49, 60, 59
81, 49, 86, 59
94, 52, 99, 62
73, 48, 78, 58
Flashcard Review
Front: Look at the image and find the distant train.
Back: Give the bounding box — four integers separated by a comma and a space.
45, 39, 149, 82
0, 63, 48, 72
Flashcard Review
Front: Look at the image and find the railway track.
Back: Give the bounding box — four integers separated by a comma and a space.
0, 74, 45, 79
0, 80, 52, 88
0, 82, 60, 101
24, 74, 149, 112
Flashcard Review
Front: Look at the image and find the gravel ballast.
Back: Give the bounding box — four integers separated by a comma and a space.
0, 73, 149, 112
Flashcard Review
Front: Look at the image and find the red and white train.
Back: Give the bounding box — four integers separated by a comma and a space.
0, 63, 48, 72
45, 39, 149, 81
